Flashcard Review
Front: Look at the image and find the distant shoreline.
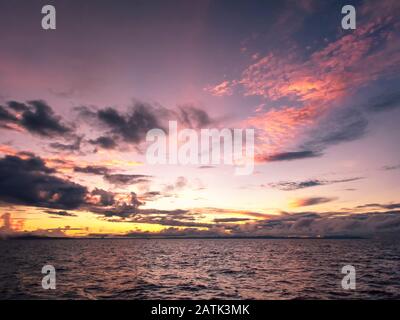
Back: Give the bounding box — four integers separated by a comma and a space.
1, 235, 366, 240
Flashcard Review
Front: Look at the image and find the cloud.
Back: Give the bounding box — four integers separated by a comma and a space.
176, 105, 213, 129
0, 105, 18, 122
44, 210, 77, 217
248, 208, 400, 238
101, 207, 266, 230
290, 197, 336, 207
257, 150, 320, 162
163, 176, 188, 193
302, 108, 368, 151
1, 100, 73, 138
0, 212, 82, 238
204, 81, 233, 97
89, 192, 143, 218
0, 152, 155, 218
0, 212, 24, 237
235, 8, 400, 160
104, 173, 150, 186
49, 136, 83, 152
367, 91, 400, 113
21, 100, 72, 136
0, 154, 87, 210
245, 104, 324, 156
77, 102, 215, 148
90, 188, 116, 206
7, 200, 400, 239
7, 101, 29, 112
214, 218, 252, 223
355, 203, 400, 210
77, 103, 163, 145
125, 215, 213, 229
382, 164, 400, 171
140, 191, 162, 201
268, 177, 363, 191
237, 13, 399, 103
114, 206, 400, 239
88, 136, 117, 150
74, 165, 110, 175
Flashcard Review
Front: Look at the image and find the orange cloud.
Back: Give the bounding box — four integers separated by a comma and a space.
0, 144, 18, 156
290, 197, 336, 208
0, 212, 25, 236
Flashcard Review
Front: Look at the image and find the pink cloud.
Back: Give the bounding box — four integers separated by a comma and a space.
236, 11, 400, 160
204, 80, 234, 97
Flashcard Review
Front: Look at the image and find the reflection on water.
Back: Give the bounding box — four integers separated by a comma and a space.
1, 239, 400, 299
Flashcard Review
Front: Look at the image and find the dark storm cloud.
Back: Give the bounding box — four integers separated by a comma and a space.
0, 152, 159, 217
91, 188, 115, 206
260, 150, 321, 162
104, 173, 150, 186
19, 100, 72, 137
74, 165, 110, 175
88, 136, 117, 149
7, 101, 29, 112
0, 155, 87, 210
0, 105, 18, 122
78, 103, 163, 144
0, 154, 54, 173
77, 103, 214, 146
268, 177, 363, 191
1, 100, 73, 138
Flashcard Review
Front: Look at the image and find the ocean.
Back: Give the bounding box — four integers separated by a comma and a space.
0, 239, 399, 299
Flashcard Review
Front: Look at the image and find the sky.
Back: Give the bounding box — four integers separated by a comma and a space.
1, 0, 400, 238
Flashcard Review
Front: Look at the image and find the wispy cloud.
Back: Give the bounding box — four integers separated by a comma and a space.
290, 197, 337, 207
268, 177, 363, 191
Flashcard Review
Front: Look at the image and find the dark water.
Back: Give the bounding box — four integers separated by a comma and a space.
0, 239, 400, 299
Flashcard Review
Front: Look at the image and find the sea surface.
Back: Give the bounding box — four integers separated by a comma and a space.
0, 239, 400, 299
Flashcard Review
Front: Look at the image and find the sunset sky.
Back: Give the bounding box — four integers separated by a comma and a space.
1, 0, 400, 238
